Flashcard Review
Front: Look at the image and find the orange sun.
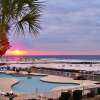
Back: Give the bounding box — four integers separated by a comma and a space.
6, 50, 27, 56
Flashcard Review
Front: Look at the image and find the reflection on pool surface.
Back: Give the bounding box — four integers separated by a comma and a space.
0, 73, 79, 93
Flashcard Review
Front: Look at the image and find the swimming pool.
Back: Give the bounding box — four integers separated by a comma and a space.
0, 73, 79, 93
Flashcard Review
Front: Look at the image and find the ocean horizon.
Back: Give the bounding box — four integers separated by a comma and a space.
3, 55, 100, 61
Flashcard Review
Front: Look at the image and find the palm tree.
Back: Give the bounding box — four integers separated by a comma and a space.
27, 68, 32, 74
15, 68, 20, 73
26, 68, 32, 79
0, 0, 42, 56
5, 92, 17, 100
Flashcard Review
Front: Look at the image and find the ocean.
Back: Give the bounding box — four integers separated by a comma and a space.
4, 55, 100, 61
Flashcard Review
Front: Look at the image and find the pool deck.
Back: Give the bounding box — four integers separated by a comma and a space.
0, 78, 17, 93
41, 75, 99, 91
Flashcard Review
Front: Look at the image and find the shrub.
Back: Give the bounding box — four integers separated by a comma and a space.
87, 90, 95, 98
97, 88, 100, 95
59, 91, 71, 100
48, 98, 53, 100
73, 90, 82, 100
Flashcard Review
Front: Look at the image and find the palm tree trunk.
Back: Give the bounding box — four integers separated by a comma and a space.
0, 32, 10, 56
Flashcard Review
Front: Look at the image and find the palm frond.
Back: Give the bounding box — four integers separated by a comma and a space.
12, 0, 42, 36
15, 10, 41, 35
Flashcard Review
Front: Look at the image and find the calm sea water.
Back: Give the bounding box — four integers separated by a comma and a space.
5, 55, 100, 61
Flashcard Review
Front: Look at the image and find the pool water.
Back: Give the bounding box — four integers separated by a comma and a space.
0, 73, 79, 93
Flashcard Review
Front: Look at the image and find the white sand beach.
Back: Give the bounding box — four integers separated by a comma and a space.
33, 63, 100, 72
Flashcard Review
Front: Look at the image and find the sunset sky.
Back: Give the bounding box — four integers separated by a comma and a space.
6, 0, 100, 55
